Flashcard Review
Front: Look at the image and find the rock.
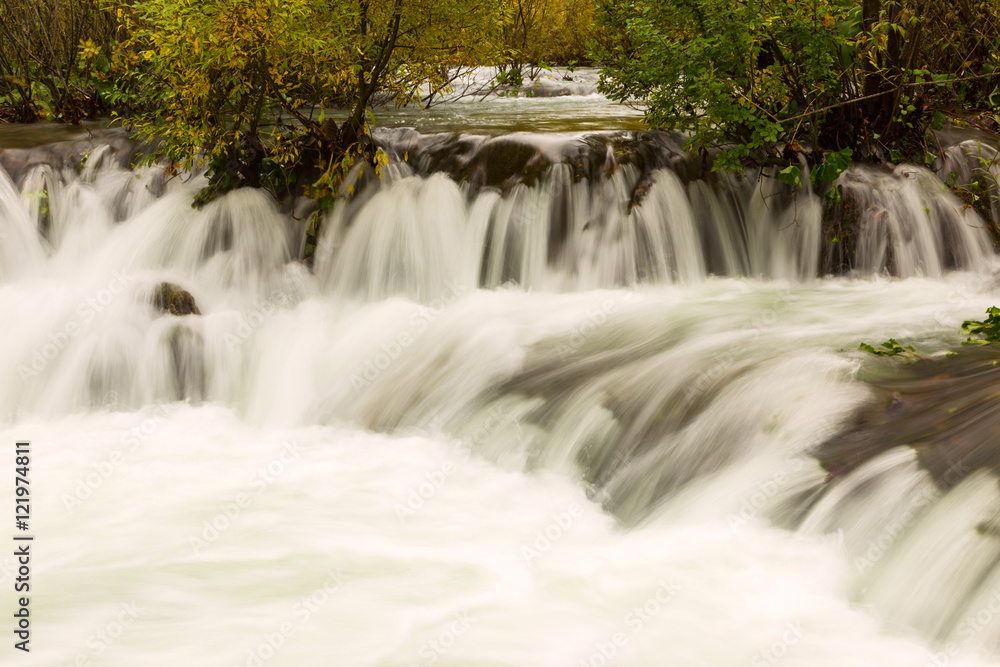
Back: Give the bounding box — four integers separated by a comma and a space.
0, 135, 143, 186
530, 86, 575, 98
814, 346, 1000, 488
153, 282, 201, 316
465, 136, 550, 190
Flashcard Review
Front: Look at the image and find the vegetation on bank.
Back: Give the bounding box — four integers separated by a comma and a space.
596, 0, 1000, 176
0, 0, 118, 122
115, 0, 508, 206
0, 0, 998, 206
0, 0, 605, 207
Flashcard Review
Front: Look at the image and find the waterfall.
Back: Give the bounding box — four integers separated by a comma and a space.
2, 129, 1000, 666
313, 130, 991, 297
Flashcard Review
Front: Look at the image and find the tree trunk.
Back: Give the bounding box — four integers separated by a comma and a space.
878, 1, 903, 127
862, 0, 882, 120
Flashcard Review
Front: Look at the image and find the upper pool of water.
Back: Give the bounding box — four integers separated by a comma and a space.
0, 68, 645, 148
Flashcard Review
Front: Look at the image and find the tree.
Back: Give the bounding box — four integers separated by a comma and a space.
594, 0, 1000, 172
114, 0, 501, 206
495, 0, 602, 84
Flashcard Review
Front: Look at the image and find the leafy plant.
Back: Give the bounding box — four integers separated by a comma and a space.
114, 0, 503, 206
858, 306, 1000, 360
497, 0, 600, 80
778, 165, 802, 187
962, 307, 1000, 345
595, 0, 856, 171
594, 0, 1000, 172
0, 0, 120, 122
811, 148, 854, 187
859, 338, 924, 358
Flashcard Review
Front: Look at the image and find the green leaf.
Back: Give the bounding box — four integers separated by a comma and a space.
931, 110, 944, 131
859, 338, 919, 357
811, 148, 853, 186
778, 165, 801, 188
961, 307, 1000, 345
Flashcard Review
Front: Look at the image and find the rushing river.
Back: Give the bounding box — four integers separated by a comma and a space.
2, 78, 1000, 667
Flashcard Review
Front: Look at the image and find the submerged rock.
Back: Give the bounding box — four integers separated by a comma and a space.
815, 346, 1000, 488
153, 282, 201, 316
162, 321, 205, 401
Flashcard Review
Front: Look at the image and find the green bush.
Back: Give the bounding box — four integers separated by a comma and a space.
594, 0, 1000, 172
0, 0, 120, 122
113, 0, 502, 205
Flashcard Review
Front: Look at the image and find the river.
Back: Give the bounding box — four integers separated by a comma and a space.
1, 72, 1000, 666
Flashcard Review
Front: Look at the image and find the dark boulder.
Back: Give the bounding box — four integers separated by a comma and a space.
153, 283, 201, 316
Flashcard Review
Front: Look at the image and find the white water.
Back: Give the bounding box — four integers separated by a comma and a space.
340, 67, 646, 134
2, 127, 1000, 667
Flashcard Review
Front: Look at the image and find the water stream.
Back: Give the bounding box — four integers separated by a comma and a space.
2, 88, 1000, 666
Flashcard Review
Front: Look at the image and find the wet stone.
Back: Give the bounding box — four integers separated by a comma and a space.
152, 282, 201, 317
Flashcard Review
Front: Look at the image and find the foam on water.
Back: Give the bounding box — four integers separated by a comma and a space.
2, 409, 992, 667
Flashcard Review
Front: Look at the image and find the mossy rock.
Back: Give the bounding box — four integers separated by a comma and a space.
153, 283, 201, 316
465, 138, 551, 190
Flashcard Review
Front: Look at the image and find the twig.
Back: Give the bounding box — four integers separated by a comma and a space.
934, 108, 1000, 138
777, 71, 1000, 124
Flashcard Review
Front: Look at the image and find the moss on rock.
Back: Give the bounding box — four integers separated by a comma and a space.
153, 282, 200, 316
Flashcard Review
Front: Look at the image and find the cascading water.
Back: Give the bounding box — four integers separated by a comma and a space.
3, 106, 1000, 666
